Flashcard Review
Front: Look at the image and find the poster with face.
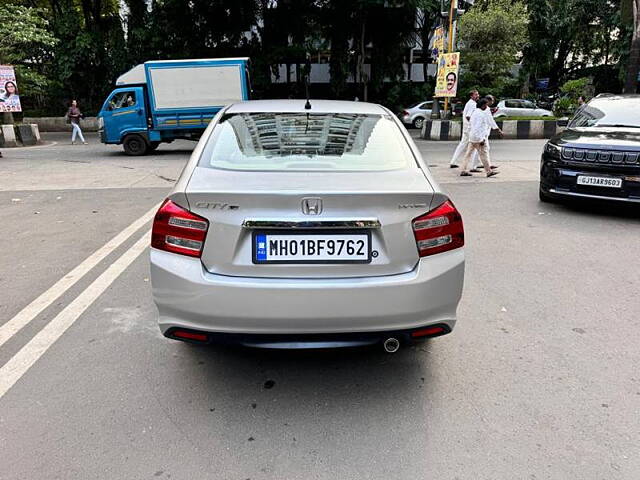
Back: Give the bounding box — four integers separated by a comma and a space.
434, 53, 460, 98
0, 65, 22, 113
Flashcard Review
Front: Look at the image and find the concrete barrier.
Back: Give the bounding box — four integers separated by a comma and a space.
23, 116, 99, 132
30, 123, 41, 143
420, 119, 565, 141
0, 124, 42, 147
16, 124, 37, 146
0, 124, 18, 147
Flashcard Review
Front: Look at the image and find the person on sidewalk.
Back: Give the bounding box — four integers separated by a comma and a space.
450, 89, 480, 168
470, 94, 502, 172
459, 98, 499, 178
67, 100, 87, 145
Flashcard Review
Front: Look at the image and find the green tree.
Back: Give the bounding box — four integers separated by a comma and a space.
554, 77, 590, 115
523, 0, 625, 91
319, 0, 416, 101
362, 0, 417, 101
411, 0, 440, 82
124, 0, 154, 66
0, 4, 57, 109
457, 0, 528, 94
623, 0, 640, 92
323, 0, 353, 99
47, 0, 127, 113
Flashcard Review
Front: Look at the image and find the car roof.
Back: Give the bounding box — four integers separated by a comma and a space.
591, 94, 640, 103
225, 99, 389, 115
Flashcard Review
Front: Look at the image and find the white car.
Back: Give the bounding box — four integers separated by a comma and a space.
493, 99, 553, 119
150, 100, 465, 352
399, 100, 444, 129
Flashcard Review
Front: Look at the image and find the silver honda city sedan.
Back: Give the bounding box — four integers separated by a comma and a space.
150, 100, 465, 352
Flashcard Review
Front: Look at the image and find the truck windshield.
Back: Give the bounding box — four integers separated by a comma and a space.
199, 113, 414, 172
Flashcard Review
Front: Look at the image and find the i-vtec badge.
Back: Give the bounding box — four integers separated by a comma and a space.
398, 203, 428, 209
195, 202, 239, 210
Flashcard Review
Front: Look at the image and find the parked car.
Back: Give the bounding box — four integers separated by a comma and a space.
151, 99, 465, 352
493, 99, 553, 118
399, 100, 444, 129
451, 101, 465, 117
539, 94, 640, 203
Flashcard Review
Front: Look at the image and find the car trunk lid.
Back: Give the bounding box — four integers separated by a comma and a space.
186, 166, 435, 278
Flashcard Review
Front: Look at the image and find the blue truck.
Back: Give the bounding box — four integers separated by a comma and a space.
98, 58, 250, 155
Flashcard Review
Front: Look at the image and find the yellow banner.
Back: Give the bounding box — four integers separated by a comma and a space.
435, 53, 460, 98
432, 27, 445, 62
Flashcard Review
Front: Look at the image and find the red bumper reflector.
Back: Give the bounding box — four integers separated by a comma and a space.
172, 330, 208, 342
411, 326, 445, 338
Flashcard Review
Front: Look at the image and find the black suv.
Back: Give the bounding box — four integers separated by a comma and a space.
540, 94, 640, 203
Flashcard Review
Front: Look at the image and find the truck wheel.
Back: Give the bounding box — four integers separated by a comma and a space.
123, 134, 149, 156
149, 141, 160, 151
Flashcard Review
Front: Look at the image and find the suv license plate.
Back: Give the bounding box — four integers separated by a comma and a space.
253, 232, 371, 264
577, 176, 622, 188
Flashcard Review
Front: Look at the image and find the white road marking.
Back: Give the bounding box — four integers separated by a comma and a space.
0, 232, 150, 399
0, 203, 159, 349
2, 141, 59, 150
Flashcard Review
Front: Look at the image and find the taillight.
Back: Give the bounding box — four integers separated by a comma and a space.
412, 200, 464, 257
401, 110, 409, 116
151, 199, 209, 257
172, 330, 208, 342
411, 325, 447, 338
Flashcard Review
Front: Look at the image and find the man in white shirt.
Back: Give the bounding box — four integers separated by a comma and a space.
449, 89, 480, 168
470, 94, 501, 171
459, 98, 499, 177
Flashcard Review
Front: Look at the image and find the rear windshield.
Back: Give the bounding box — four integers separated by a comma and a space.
199, 113, 415, 171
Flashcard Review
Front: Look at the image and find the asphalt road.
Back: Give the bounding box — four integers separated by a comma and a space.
1, 132, 639, 479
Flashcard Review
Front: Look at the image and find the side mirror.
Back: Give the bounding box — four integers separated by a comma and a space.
557, 118, 569, 127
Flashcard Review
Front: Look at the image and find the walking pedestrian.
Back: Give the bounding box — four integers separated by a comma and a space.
470, 94, 501, 172
67, 100, 87, 145
450, 89, 480, 168
459, 98, 499, 178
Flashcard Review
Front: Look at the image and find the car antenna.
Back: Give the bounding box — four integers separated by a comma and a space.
304, 56, 312, 110
304, 88, 311, 110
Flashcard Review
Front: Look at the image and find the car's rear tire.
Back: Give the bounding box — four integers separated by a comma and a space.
413, 117, 424, 130
123, 134, 149, 156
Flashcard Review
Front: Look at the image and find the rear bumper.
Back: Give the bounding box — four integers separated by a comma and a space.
400, 114, 413, 125
150, 248, 464, 337
163, 324, 452, 349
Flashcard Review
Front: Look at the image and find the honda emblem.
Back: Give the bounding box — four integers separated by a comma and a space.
301, 197, 323, 215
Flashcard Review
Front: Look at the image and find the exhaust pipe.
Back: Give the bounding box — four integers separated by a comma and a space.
383, 337, 400, 353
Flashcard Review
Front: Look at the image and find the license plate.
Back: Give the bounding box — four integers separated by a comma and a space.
577, 176, 622, 188
253, 232, 371, 264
